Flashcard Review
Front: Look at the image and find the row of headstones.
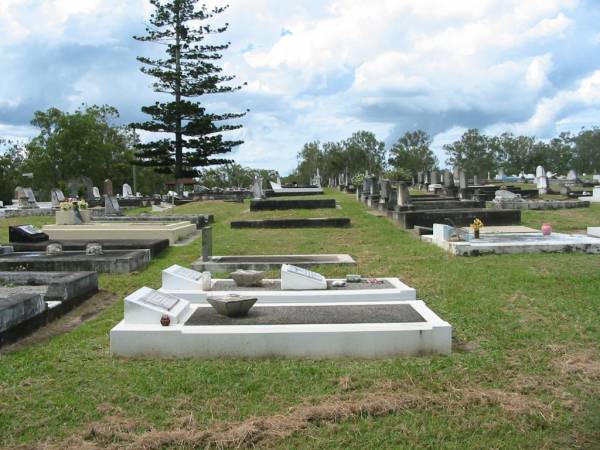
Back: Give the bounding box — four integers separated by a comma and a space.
357, 179, 413, 208
329, 171, 349, 188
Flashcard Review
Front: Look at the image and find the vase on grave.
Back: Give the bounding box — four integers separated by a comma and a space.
541, 223, 552, 236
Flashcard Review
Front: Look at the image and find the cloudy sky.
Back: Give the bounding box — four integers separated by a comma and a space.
1, 0, 599, 173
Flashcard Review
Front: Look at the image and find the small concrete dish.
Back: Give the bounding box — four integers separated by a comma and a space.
207, 294, 258, 317
231, 269, 265, 287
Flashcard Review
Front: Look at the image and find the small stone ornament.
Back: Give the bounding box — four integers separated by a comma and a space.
231, 269, 265, 287
46, 243, 63, 256
346, 274, 362, 283
207, 294, 257, 317
332, 280, 346, 287
86, 243, 103, 256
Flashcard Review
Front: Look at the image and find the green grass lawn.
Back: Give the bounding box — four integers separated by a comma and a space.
1, 191, 599, 449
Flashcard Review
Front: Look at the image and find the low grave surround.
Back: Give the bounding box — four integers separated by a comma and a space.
0, 271, 98, 346
191, 254, 356, 272
110, 264, 449, 358
111, 295, 450, 358
250, 199, 336, 211
0, 249, 150, 273
160, 264, 416, 303
230, 217, 351, 229
42, 221, 196, 245
423, 225, 600, 256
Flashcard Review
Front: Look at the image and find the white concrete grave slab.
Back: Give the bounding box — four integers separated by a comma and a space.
124, 286, 191, 325
423, 229, 600, 256
281, 264, 327, 290
158, 265, 417, 303
588, 227, 600, 238
110, 300, 452, 358
579, 186, 600, 203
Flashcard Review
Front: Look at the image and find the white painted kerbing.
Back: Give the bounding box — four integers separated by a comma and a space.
110, 301, 451, 358
159, 277, 416, 303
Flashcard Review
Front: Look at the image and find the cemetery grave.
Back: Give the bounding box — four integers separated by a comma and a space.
231, 217, 351, 228
422, 223, 600, 256
192, 226, 356, 271
0, 248, 151, 273
1, 188, 599, 449
0, 271, 97, 346
249, 198, 336, 211
111, 264, 450, 358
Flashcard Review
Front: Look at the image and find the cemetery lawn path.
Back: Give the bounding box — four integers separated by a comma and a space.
0, 191, 599, 449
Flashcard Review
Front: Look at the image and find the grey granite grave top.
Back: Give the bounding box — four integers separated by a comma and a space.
0, 286, 48, 297
210, 279, 395, 291
185, 303, 425, 326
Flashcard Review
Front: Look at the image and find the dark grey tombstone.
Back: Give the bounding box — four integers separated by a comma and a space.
397, 182, 412, 207
202, 227, 213, 261
473, 174, 480, 185
443, 170, 455, 187
104, 195, 120, 215
459, 169, 467, 189
430, 170, 439, 184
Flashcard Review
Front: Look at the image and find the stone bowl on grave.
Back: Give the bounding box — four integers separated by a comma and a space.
231, 269, 266, 287
207, 294, 258, 317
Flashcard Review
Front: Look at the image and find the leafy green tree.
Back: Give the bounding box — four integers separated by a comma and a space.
0, 140, 25, 204
132, 0, 246, 194
544, 133, 574, 174
388, 130, 437, 177
490, 133, 534, 175
444, 129, 497, 177
343, 131, 386, 176
572, 128, 600, 174
295, 141, 324, 184
24, 105, 135, 193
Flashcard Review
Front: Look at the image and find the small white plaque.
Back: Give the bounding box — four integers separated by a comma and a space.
174, 266, 203, 281
140, 291, 180, 311
281, 264, 327, 290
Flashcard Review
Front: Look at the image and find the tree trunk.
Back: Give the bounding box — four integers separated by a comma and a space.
174, 9, 183, 196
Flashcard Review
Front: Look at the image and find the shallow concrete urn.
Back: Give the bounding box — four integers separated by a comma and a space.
231, 269, 265, 287
207, 294, 257, 317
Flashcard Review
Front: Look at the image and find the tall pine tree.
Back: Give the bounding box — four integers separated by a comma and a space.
133, 0, 246, 192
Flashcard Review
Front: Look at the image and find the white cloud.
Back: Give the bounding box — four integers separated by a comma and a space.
0, 0, 598, 174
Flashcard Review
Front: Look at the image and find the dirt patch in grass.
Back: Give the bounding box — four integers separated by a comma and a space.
1, 290, 118, 354
553, 352, 600, 380
20, 386, 551, 450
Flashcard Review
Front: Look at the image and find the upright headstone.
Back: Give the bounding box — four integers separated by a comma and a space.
14, 186, 28, 208
396, 182, 412, 207
252, 176, 263, 199
104, 179, 113, 197
122, 183, 134, 198
567, 170, 577, 181
453, 166, 460, 185
473, 174, 480, 185
314, 169, 321, 188
202, 227, 212, 261
458, 169, 467, 190
50, 188, 65, 207
379, 180, 391, 204
443, 170, 455, 187
369, 177, 379, 195
496, 168, 506, 180
92, 187, 101, 199
105, 195, 120, 215
430, 170, 439, 185
536, 166, 548, 195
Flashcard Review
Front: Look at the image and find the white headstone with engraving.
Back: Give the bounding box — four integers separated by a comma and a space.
281, 264, 327, 290
162, 264, 211, 291
92, 187, 101, 198
124, 286, 190, 324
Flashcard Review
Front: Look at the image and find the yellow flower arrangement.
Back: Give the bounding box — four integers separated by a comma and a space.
59, 200, 88, 210
471, 218, 484, 231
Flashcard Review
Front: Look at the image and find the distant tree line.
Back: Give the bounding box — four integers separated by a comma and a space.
198, 164, 275, 189
0, 105, 171, 203
290, 127, 600, 184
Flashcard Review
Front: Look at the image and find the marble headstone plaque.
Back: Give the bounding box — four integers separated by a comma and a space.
139, 290, 180, 311
281, 264, 327, 290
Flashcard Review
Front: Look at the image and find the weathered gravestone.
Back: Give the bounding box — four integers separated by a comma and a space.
104, 179, 113, 197
122, 184, 134, 198
50, 189, 65, 207
104, 195, 120, 215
